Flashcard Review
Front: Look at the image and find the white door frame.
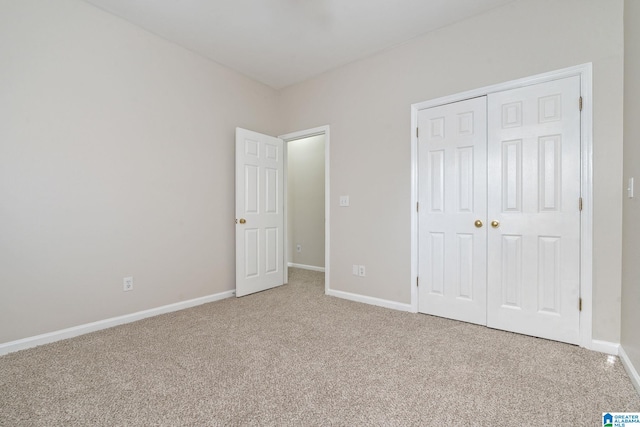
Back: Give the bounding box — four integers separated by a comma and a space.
279, 125, 331, 294
410, 63, 594, 350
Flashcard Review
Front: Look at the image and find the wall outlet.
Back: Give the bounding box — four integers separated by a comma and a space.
358, 265, 366, 277
296, 244, 302, 253
352, 264, 359, 275
123, 276, 133, 292
339, 195, 350, 207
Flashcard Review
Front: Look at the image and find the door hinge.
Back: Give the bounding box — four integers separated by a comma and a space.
579, 298, 582, 312
579, 96, 583, 112
579, 197, 583, 211
417, 202, 419, 212
416, 127, 419, 138
417, 276, 419, 287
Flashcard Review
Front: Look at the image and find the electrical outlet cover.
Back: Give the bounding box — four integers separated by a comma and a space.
358, 265, 366, 277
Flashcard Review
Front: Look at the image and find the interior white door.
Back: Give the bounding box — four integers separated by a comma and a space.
235, 128, 284, 297
418, 97, 488, 325
486, 76, 581, 344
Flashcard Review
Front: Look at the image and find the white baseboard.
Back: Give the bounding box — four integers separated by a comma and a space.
619, 345, 640, 395
327, 289, 413, 312
0, 289, 235, 356
589, 339, 620, 355
288, 262, 325, 272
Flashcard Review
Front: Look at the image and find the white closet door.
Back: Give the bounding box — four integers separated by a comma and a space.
486, 76, 581, 344
418, 97, 488, 325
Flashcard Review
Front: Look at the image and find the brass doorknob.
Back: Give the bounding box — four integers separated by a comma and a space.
474, 220, 483, 228
491, 220, 500, 228
239, 218, 246, 224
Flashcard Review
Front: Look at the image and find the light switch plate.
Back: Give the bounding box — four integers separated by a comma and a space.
339, 195, 350, 207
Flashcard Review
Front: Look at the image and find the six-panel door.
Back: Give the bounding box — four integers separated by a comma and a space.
235, 128, 284, 297
418, 97, 488, 325
418, 76, 582, 344
486, 76, 581, 344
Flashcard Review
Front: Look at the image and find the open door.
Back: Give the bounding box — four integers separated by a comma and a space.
235, 128, 285, 297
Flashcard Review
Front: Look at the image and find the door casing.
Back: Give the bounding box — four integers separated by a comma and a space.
410, 63, 594, 350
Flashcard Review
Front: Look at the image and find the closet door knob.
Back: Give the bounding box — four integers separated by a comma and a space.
491, 220, 500, 228
474, 220, 483, 228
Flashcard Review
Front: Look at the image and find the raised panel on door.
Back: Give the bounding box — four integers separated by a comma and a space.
236, 128, 284, 297
486, 76, 581, 344
418, 96, 487, 325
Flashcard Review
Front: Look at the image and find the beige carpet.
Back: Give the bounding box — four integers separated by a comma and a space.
1, 268, 638, 426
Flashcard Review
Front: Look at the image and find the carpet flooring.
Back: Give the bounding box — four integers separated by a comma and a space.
1, 268, 638, 426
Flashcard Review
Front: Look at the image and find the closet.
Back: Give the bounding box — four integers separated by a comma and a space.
417, 76, 581, 344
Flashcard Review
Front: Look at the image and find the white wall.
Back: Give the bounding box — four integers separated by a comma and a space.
287, 135, 325, 268
0, 0, 279, 343
278, 0, 624, 342
622, 0, 640, 380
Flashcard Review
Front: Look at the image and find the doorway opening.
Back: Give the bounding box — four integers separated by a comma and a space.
287, 135, 325, 272
280, 126, 330, 294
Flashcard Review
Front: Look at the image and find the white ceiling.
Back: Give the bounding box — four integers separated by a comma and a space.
82, 0, 515, 89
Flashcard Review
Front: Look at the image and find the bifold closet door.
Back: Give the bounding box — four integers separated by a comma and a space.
486, 76, 581, 344
417, 97, 488, 325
